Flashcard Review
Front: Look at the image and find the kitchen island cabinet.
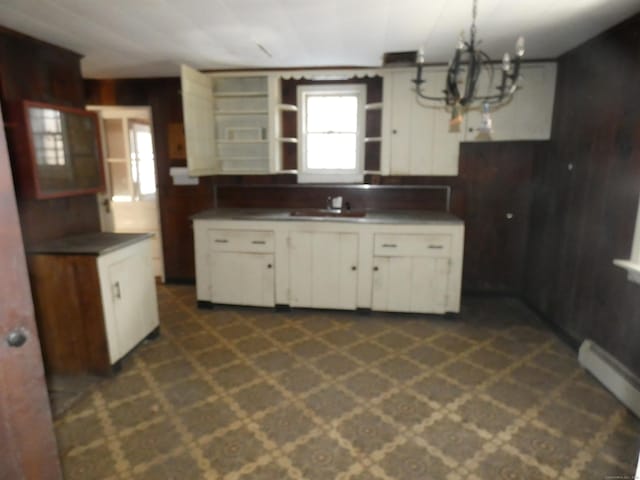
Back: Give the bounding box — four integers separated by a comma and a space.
28, 233, 160, 375
193, 209, 464, 314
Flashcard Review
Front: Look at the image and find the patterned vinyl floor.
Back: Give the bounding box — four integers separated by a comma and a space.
54, 284, 640, 479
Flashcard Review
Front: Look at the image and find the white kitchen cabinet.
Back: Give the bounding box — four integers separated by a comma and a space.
371, 234, 452, 314
181, 65, 277, 175
207, 229, 275, 307
381, 67, 462, 176
193, 213, 464, 315
288, 232, 358, 310
28, 233, 160, 374
97, 237, 160, 364
463, 62, 557, 141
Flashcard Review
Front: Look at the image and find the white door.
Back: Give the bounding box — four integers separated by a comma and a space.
289, 232, 358, 310
210, 252, 275, 307
108, 253, 154, 360
88, 106, 165, 281
372, 256, 450, 313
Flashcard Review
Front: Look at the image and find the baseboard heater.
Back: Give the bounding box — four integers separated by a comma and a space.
578, 339, 640, 418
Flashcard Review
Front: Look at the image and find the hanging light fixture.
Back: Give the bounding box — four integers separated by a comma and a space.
413, 0, 525, 128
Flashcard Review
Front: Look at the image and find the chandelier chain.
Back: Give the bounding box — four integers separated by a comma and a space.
471, 0, 478, 42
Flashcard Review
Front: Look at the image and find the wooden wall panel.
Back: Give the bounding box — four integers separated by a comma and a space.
524, 14, 640, 377
0, 27, 101, 246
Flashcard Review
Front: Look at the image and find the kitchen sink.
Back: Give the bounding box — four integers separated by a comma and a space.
289, 209, 367, 218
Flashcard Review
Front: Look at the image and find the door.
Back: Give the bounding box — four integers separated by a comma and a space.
89, 106, 165, 281
210, 252, 275, 307
372, 256, 450, 313
0, 107, 62, 478
288, 232, 358, 310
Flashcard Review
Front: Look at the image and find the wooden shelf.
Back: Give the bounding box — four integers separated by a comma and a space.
364, 137, 382, 143
365, 102, 383, 111
278, 104, 298, 112
277, 137, 298, 143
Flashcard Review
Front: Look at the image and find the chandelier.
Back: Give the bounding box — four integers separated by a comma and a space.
413, 0, 525, 129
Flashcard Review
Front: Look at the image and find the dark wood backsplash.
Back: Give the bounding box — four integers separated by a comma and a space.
0, 27, 101, 245
524, 14, 640, 376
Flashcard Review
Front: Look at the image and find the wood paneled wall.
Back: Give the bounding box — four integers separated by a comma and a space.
524, 14, 640, 376
0, 27, 101, 245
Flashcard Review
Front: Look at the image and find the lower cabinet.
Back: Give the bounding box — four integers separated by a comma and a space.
208, 229, 275, 307
28, 236, 159, 375
288, 232, 358, 310
193, 217, 464, 314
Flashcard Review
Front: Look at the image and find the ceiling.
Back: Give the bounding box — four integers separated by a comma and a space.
1, 0, 639, 78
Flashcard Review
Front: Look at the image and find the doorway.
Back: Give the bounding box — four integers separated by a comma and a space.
88, 106, 165, 281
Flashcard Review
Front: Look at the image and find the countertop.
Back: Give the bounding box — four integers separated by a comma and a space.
28, 232, 154, 256
191, 208, 463, 225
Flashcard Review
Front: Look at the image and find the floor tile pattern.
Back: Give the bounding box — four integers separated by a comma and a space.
55, 285, 640, 479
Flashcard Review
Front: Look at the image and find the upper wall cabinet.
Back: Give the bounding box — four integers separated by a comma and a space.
381, 68, 462, 176
16, 101, 105, 199
463, 62, 557, 142
181, 65, 278, 176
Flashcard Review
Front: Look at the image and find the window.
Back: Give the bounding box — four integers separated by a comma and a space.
297, 84, 366, 183
613, 195, 640, 284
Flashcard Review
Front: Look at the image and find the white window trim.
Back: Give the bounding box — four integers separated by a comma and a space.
613, 195, 640, 284
296, 84, 366, 184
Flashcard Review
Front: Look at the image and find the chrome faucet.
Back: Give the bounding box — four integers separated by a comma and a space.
327, 195, 343, 211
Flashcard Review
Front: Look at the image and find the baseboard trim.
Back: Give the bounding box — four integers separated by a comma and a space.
578, 339, 640, 418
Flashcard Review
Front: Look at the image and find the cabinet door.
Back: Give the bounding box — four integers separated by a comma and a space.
210, 252, 275, 307
288, 232, 358, 310
464, 62, 557, 141
107, 249, 158, 361
372, 256, 450, 313
384, 68, 460, 176
181, 64, 217, 175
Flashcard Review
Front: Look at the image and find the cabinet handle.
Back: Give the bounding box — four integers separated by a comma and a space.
381, 243, 397, 248
392, 129, 398, 134
351, 266, 357, 271
428, 245, 444, 249
267, 264, 273, 269
114, 281, 121, 299
214, 239, 228, 243
373, 266, 379, 271
251, 240, 266, 245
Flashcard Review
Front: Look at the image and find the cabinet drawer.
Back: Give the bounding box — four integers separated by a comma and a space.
209, 230, 274, 253
374, 234, 451, 257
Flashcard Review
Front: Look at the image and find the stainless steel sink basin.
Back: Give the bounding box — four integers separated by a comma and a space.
289, 209, 367, 218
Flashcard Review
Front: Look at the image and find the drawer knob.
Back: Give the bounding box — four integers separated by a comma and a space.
267, 264, 273, 269
252, 240, 266, 244
428, 245, 443, 249
381, 243, 397, 248
373, 266, 379, 271
351, 266, 357, 271
214, 239, 228, 243
6, 328, 27, 348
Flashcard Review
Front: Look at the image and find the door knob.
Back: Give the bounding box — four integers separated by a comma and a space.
6, 328, 27, 348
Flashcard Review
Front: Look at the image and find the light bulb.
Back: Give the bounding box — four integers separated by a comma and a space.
516, 36, 525, 57
502, 52, 511, 72
449, 105, 463, 127
457, 31, 465, 50
416, 47, 425, 65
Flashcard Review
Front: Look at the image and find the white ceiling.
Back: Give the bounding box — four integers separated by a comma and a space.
0, 0, 639, 78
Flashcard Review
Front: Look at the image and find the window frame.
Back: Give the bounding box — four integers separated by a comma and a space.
296, 84, 366, 184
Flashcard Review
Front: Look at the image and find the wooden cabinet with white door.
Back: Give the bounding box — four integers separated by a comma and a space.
28, 233, 160, 375
371, 233, 453, 314
381, 67, 462, 176
288, 232, 359, 310
207, 229, 275, 307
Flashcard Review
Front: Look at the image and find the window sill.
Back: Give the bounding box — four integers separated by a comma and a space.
613, 259, 640, 284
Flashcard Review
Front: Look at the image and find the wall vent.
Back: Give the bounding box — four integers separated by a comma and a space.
578, 339, 640, 418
